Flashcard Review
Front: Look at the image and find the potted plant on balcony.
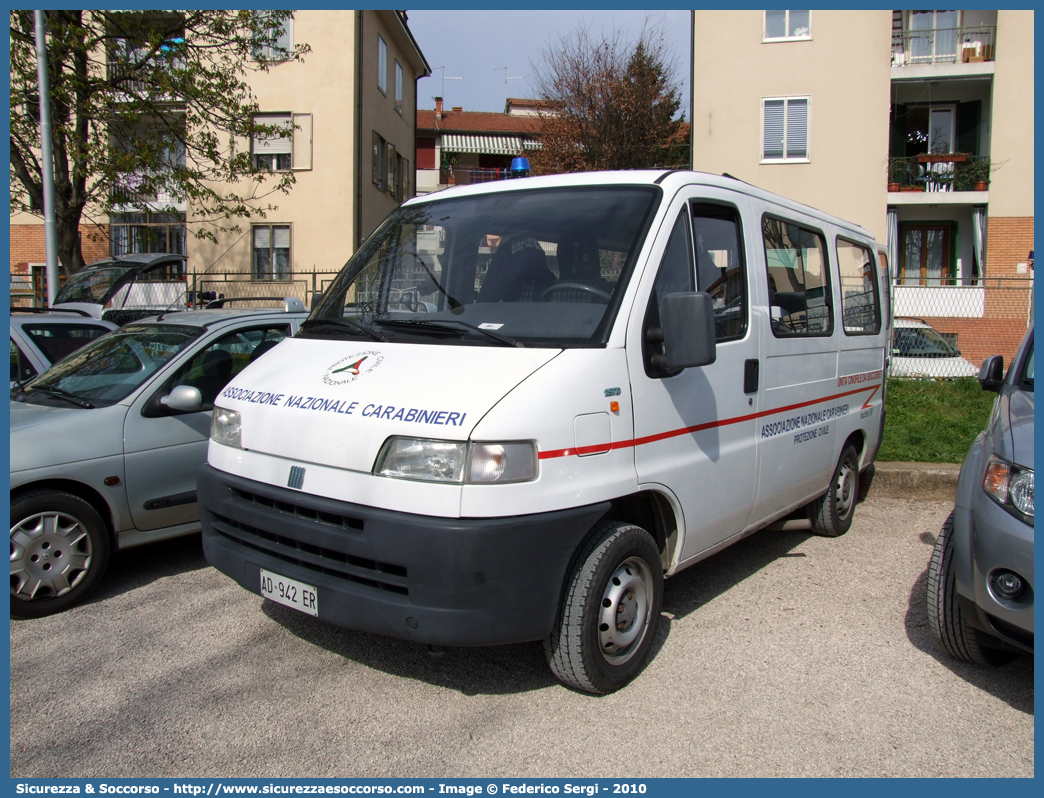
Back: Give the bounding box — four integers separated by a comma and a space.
967, 157, 991, 191
888, 157, 907, 192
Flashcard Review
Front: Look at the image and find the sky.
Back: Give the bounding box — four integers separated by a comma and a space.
405, 9, 691, 117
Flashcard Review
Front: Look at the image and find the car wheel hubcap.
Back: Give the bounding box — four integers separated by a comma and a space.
597, 556, 652, 665
10, 512, 93, 600
836, 459, 856, 520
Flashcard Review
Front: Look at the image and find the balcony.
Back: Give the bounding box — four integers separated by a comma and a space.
891, 25, 996, 67
113, 171, 186, 212
440, 167, 515, 186
887, 155, 990, 196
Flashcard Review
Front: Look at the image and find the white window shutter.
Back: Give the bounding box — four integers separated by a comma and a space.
254, 114, 292, 155
292, 113, 312, 170
786, 99, 808, 158
763, 100, 785, 159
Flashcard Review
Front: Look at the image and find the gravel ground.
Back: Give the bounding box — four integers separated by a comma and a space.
10, 496, 1033, 778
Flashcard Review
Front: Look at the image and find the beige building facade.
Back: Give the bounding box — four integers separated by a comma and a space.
692, 9, 1034, 366
192, 10, 429, 283
10, 10, 429, 300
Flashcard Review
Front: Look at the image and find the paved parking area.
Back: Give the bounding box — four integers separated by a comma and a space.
10, 496, 1033, 778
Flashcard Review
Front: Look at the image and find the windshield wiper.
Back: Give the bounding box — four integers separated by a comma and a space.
300, 318, 386, 342
27, 384, 95, 409
375, 318, 523, 348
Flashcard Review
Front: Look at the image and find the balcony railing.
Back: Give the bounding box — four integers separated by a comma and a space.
887, 155, 990, 193
440, 167, 518, 186
891, 25, 996, 66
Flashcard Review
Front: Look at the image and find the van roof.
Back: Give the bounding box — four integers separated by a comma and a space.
406, 169, 874, 241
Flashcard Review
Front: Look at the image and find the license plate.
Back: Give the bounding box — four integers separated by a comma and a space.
260, 569, 318, 617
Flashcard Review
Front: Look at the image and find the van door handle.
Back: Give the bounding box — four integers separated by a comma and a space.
744, 359, 759, 394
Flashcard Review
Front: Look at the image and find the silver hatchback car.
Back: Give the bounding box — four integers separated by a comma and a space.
927, 324, 1034, 663
10, 299, 308, 617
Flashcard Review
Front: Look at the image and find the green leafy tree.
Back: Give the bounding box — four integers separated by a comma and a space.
529, 21, 684, 175
10, 10, 309, 274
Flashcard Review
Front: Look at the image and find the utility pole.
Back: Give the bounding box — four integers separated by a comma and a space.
35, 10, 59, 304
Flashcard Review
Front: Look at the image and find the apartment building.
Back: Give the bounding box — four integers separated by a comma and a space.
10, 10, 429, 302
691, 10, 1033, 366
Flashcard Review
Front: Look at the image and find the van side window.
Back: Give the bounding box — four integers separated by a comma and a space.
836, 238, 881, 335
643, 210, 694, 377
691, 203, 747, 342
762, 217, 832, 337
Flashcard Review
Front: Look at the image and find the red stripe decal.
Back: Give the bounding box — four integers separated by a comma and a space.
538, 383, 882, 460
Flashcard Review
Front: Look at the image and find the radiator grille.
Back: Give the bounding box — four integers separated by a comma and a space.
213, 489, 407, 595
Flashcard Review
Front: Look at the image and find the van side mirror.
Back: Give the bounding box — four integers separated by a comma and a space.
161, 384, 204, 412
978, 355, 1004, 392
654, 292, 717, 370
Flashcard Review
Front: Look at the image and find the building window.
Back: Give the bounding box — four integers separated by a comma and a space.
763, 216, 832, 337
373, 131, 386, 190
252, 13, 292, 60
762, 97, 809, 161
253, 113, 292, 171
396, 154, 409, 201
377, 35, 387, 94
900, 223, 956, 285
253, 224, 291, 280
395, 61, 403, 113
764, 10, 811, 41
111, 212, 186, 258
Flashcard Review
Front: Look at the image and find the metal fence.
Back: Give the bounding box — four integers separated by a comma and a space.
891, 277, 1033, 378
188, 269, 342, 309
10, 268, 1033, 378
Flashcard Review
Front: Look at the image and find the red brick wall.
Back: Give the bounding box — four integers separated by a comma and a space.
986, 216, 1034, 277
919, 315, 1029, 372
10, 223, 110, 275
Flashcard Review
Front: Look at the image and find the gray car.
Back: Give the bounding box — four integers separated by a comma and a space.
10, 309, 118, 387
927, 324, 1034, 663
10, 299, 308, 618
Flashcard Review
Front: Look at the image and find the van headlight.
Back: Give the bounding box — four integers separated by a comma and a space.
983, 455, 1033, 520
211, 405, 243, 449
375, 438, 537, 484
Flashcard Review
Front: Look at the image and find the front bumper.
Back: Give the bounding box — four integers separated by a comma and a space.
198, 464, 610, 646
955, 493, 1034, 653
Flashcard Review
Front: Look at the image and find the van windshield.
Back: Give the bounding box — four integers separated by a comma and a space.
308, 186, 660, 347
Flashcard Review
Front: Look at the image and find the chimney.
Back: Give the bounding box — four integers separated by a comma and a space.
435, 97, 443, 120
452, 106, 463, 113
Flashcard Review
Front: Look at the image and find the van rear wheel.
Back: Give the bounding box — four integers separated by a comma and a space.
810, 445, 859, 537
544, 521, 662, 694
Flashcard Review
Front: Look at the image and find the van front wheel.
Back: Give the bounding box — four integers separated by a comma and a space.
545, 521, 663, 694
810, 445, 860, 537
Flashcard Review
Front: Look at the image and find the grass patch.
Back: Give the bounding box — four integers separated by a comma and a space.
879, 377, 997, 463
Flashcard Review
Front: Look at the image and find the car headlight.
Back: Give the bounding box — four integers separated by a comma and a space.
374, 437, 537, 484
983, 455, 1033, 520
211, 405, 243, 449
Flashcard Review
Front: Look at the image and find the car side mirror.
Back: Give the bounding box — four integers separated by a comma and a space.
978, 355, 1004, 392
654, 292, 717, 370
161, 384, 204, 412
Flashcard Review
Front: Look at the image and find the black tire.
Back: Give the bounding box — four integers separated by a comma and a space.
926, 512, 1015, 666
10, 489, 111, 619
544, 521, 663, 694
810, 445, 860, 537
857, 463, 875, 503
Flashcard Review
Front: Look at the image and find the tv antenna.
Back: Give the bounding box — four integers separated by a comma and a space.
495, 67, 523, 108
429, 66, 462, 104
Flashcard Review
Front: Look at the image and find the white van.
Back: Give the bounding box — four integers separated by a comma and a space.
198, 171, 890, 694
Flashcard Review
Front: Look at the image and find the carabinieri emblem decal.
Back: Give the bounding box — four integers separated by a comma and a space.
323, 351, 384, 386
